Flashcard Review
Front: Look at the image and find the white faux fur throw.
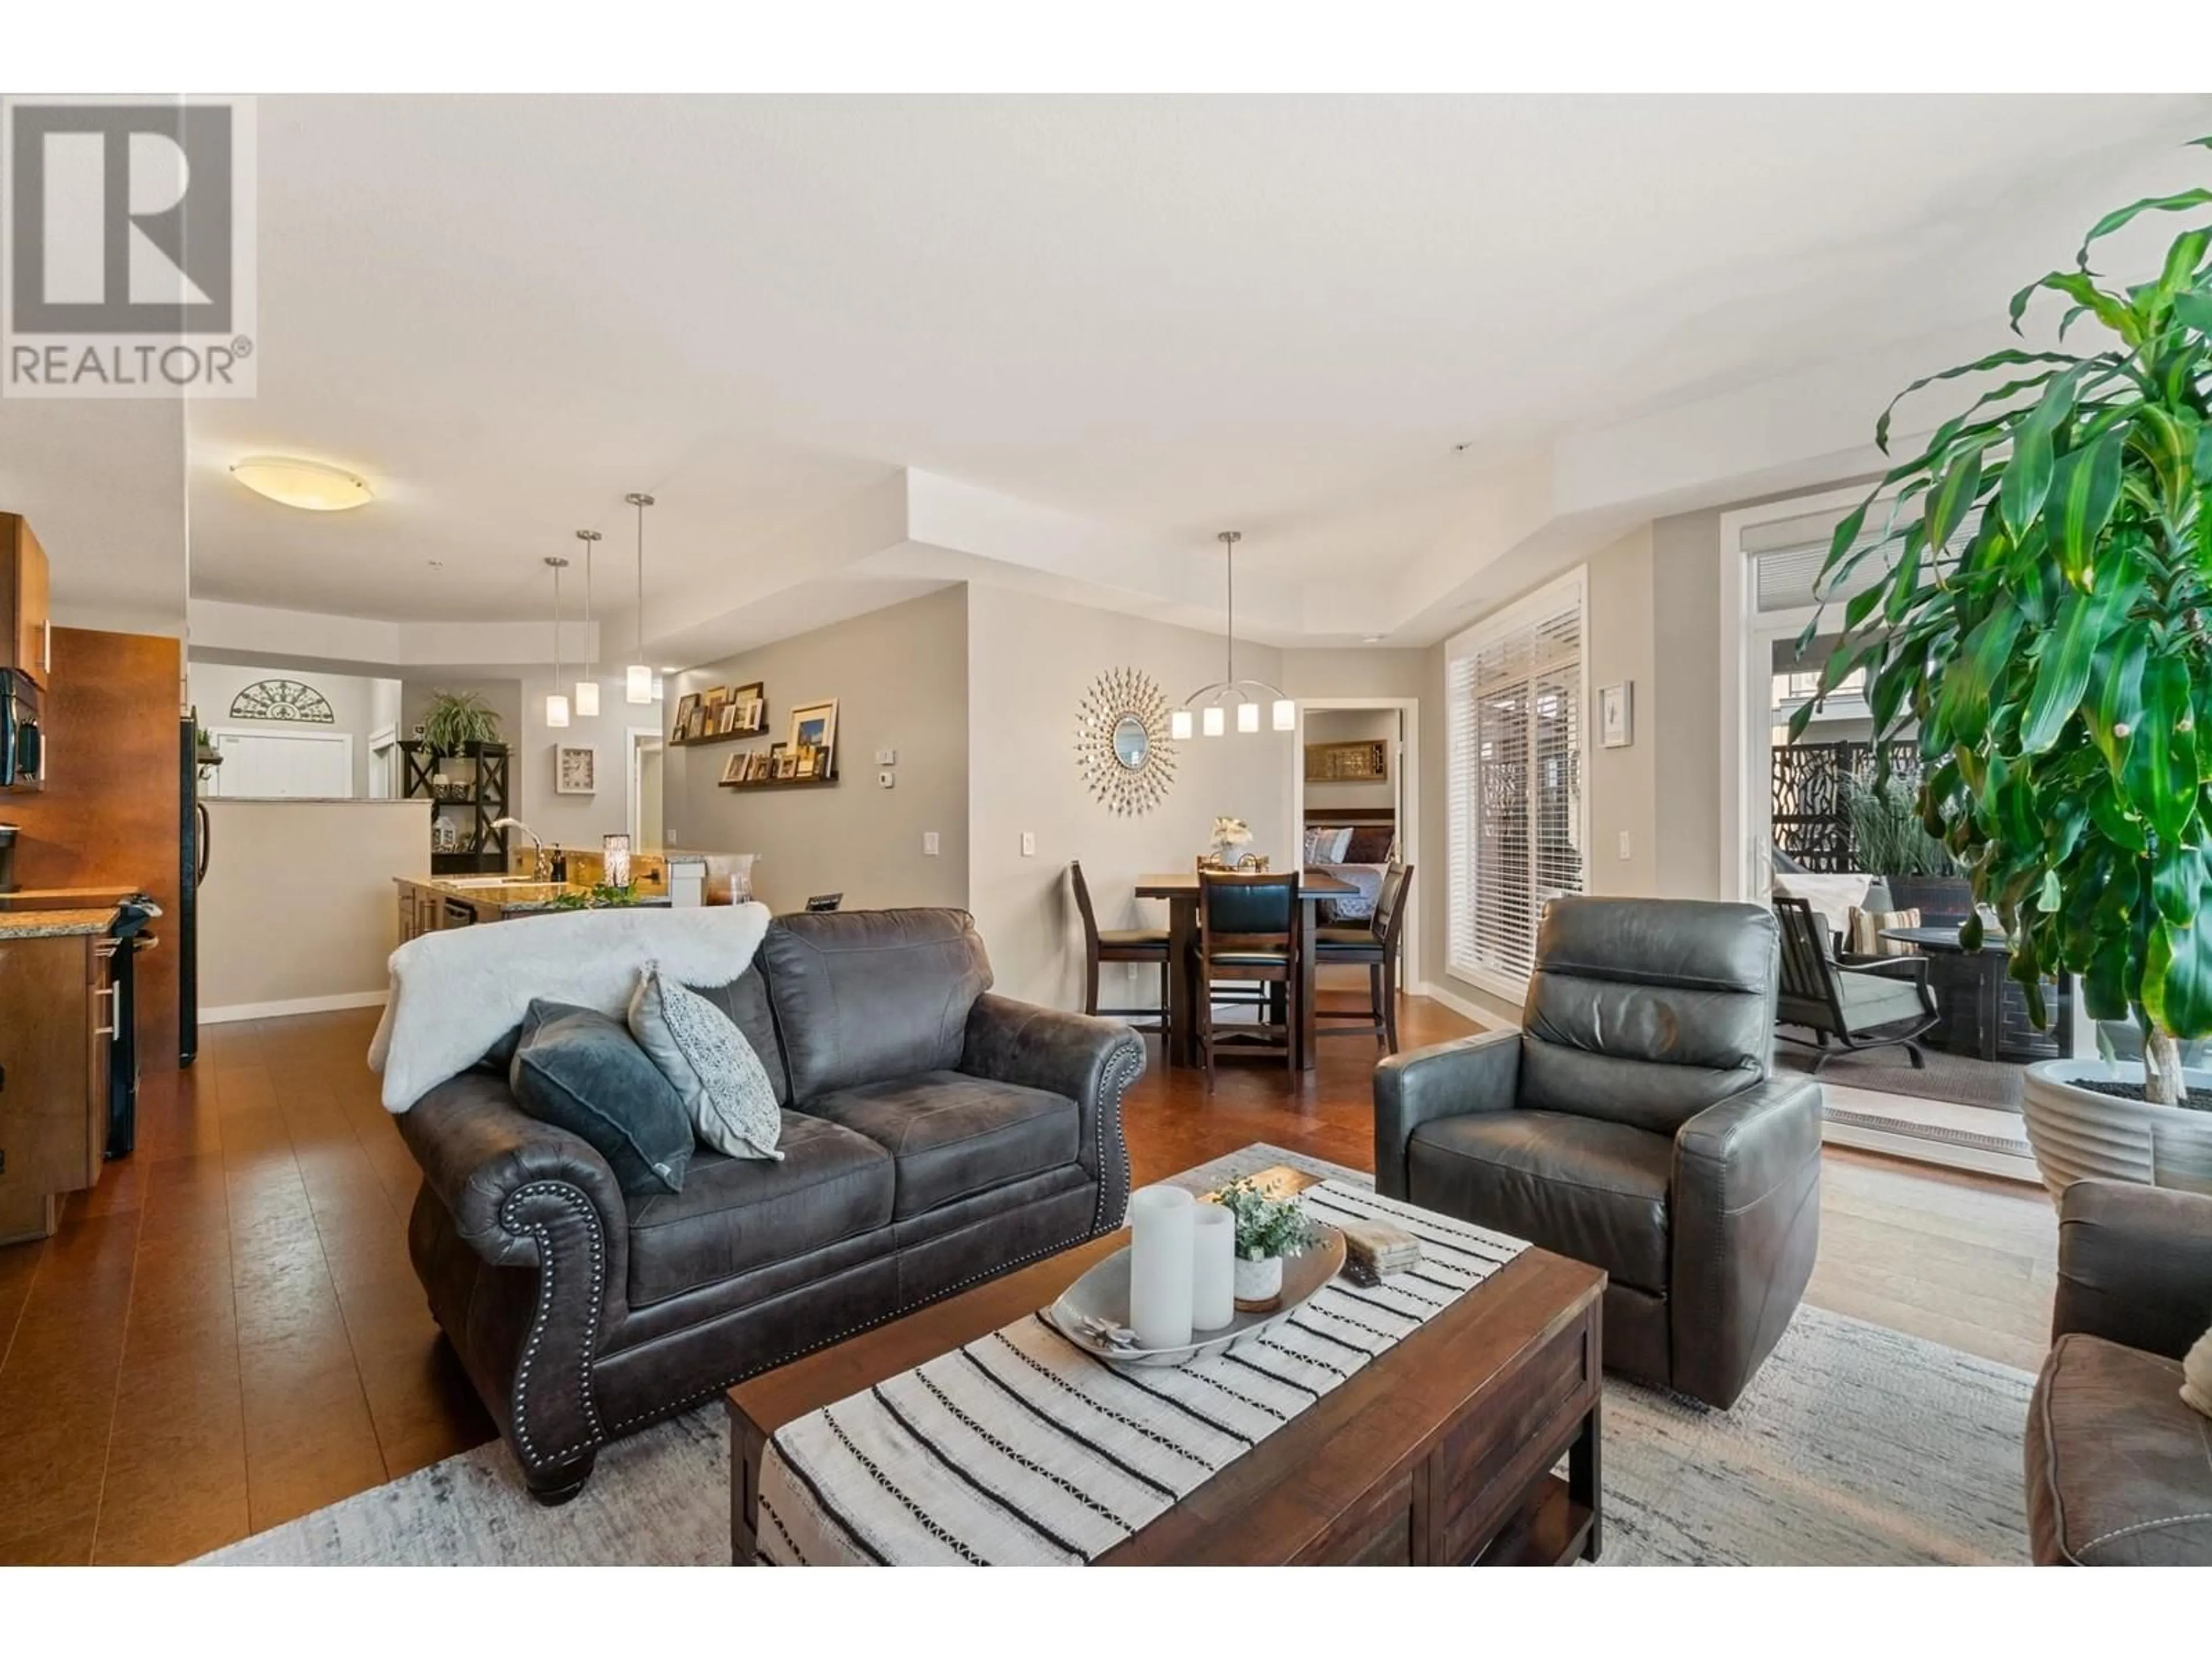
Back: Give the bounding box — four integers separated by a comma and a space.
368, 903, 771, 1112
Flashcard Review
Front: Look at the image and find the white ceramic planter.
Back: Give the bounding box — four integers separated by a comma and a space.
2021, 1058, 2212, 1202
1233, 1253, 1284, 1311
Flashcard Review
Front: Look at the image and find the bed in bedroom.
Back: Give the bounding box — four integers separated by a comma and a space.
1302, 808, 1396, 922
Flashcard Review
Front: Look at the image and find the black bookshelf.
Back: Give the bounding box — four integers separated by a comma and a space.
400, 740, 512, 874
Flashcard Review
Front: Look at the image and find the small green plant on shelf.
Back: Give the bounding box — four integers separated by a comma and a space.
419, 690, 504, 755
1211, 1177, 1314, 1262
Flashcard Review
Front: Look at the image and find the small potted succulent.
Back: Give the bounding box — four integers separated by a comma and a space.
1214, 1176, 1314, 1312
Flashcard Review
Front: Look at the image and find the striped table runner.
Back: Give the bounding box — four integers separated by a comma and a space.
754, 1179, 1529, 1566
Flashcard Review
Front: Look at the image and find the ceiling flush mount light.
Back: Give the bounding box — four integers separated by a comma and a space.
625, 491, 657, 703
573, 528, 602, 718
1174, 531, 1296, 740
229, 455, 374, 512
544, 554, 571, 729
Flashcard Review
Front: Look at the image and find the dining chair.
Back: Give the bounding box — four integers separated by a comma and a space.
1313, 862, 1414, 1052
1194, 868, 1300, 1089
1069, 861, 1171, 1040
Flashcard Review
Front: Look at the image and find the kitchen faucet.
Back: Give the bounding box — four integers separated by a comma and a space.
490, 817, 550, 881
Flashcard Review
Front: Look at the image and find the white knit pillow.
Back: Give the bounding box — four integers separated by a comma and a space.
627, 964, 783, 1161
2184, 1325, 2212, 1421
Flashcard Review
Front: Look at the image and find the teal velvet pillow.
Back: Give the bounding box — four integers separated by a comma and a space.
509, 999, 693, 1196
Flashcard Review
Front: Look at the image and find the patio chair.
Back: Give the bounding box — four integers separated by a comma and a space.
1772, 893, 1938, 1071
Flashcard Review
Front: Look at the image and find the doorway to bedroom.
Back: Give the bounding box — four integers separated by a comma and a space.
1292, 699, 1419, 1026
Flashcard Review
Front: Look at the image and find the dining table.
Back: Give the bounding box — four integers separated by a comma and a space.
1133, 868, 1358, 1073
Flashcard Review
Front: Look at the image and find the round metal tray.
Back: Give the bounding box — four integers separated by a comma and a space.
1043, 1226, 1346, 1366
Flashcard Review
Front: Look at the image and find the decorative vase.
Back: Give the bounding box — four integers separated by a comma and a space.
2021, 1058, 2212, 1203
1233, 1252, 1283, 1313
1127, 1185, 1195, 1349
1191, 1205, 1234, 1332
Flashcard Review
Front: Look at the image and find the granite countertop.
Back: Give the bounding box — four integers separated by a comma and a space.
0, 906, 121, 939
397, 876, 671, 913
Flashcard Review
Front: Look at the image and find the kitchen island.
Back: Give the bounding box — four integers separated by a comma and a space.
394, 874, 672, 942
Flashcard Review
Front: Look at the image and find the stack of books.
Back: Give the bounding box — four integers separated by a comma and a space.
1339, 1218, 1421, 1286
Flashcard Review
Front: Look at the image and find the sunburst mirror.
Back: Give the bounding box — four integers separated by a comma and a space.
1075, 666, 1177, 816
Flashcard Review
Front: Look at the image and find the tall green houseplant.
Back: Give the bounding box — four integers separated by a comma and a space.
1794, 139, 2212, 1107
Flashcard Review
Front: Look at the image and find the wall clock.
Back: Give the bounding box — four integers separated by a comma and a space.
1074, 666, 1177, 816
229, 677, 336, 724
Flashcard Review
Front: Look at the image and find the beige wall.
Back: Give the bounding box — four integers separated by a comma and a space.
199, 799, 429, 1017
189, 660, 403, 798
1302, 707, 1400, 815
967, 585, 1291, 1010
1651, 506, 1727, 900
664, 586, 969, 916
1584, 527, 1658, 900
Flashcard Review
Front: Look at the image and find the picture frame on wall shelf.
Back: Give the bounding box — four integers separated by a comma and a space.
554, 744, 597, 795
741, 698, 765, 733
731, 680, 764, 711
787, 698, 837, 766
672, 692, 700, 737
716, 702, 740, 736
719, 752, 748, 785
812, 745, 832, 779
768, 742, 791, 779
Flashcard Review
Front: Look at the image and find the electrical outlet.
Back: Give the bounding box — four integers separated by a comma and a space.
1617, 831, 1632, 861
1020, 831, 1036, 858
878, 770, 895, 789
876, 748, 897, 766
923, 831, 940, 856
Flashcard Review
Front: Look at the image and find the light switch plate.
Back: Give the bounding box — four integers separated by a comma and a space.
876, 748, 897, 766
1021, 832, 1036, 857
923, 831, 940, 856
1617, 831, 1632, 860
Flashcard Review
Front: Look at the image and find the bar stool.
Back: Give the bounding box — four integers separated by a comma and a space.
1070, 861, 1171, 1040
1313, 863, 1413, 1052
1194, 868, 1300, 1089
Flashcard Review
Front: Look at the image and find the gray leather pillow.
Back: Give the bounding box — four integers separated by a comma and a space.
509, 998, 692, 1195
628, 965, 783, 1161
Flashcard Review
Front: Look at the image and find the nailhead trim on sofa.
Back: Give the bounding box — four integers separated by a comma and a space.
500, 1180, 607, 1470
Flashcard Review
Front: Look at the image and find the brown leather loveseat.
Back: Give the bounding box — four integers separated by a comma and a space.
2025, 1179, 2212, 1565
396, 907, 1142, 1501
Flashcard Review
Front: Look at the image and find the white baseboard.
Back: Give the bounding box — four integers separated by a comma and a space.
201, 990, 389, 1025
1409, 980, 1502, 1029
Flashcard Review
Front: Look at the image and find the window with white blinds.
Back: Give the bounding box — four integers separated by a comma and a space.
1445, 569, 1587, 995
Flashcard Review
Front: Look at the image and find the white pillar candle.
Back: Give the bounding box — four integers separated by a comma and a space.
1127, 1184, 1195, 1350
1191, 1203, 1235, 1332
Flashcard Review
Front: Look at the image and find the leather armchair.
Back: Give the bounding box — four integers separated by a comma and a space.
2025, 1180, 2212, 1565
1375, 896, 1821, 1408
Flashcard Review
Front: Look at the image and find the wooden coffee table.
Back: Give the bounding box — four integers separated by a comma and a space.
727, 1198, 1605, 1566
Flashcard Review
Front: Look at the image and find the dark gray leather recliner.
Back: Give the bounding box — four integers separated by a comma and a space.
397, 908, 1141, 1501
1374, 896, 1821, 1408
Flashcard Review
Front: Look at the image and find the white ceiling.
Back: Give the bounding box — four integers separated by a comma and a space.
171, 93, 2212, 662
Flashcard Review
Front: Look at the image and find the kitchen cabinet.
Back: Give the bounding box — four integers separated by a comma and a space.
0, 513, 54, 687
0, 926, 114, 1245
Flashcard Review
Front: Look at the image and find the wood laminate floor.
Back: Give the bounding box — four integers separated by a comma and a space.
0, 993, 2058, 1565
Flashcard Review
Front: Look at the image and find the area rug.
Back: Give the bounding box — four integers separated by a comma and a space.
199, 1145, 2033, 1567
1778, 1041, 2026, 1112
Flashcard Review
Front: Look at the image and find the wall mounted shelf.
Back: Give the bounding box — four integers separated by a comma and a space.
671, 724, 772, 749
716, 772, 839, 791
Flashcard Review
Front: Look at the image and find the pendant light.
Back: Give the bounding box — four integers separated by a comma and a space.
1172, 531, 1296, 739
624, 491, 657, 703
573, 528, 602, 717
544, 554, 571, 729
